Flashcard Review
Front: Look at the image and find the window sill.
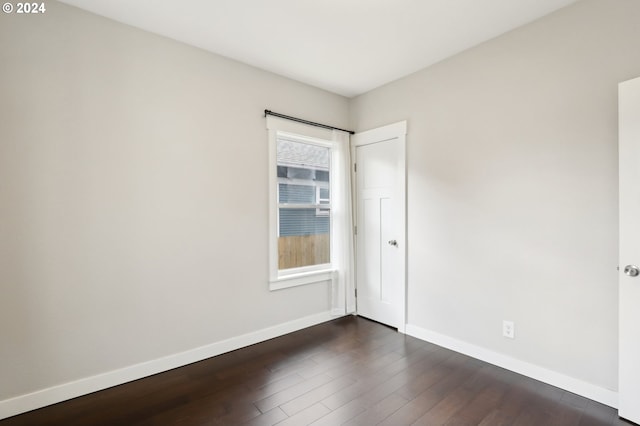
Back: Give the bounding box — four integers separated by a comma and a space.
269, 269, 334, 291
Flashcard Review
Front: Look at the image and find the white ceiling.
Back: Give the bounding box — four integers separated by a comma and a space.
58, 0, 580, 97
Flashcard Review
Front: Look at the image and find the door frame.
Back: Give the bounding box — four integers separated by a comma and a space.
352, 121, 407, 333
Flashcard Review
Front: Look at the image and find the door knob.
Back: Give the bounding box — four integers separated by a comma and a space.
623, 265, 640, 277
388, 240, 398, 247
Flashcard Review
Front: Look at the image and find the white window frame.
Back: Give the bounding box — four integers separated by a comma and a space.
267, 119, 335, 290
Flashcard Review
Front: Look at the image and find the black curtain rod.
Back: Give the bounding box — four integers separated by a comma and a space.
264, 109, 354, 135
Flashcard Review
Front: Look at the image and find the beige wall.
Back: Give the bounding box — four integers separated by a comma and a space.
0, 2, 348, 401
350, 0, 640, 391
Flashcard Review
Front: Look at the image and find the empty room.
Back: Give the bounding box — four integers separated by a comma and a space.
1, 0, 640, 424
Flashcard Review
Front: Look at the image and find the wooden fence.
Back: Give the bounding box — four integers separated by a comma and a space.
279, 234, 330, 270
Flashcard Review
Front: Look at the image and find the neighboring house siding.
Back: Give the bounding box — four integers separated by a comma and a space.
279, 183, 314, 204
279, 183, 329, 236
279, 208, 329, 236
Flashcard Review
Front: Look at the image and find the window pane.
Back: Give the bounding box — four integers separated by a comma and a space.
276, 137, 331, 271
318, 187, 330, 201
278, 208, 330, 269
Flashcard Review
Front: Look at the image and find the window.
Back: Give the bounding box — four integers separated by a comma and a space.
267, 118, 338, 289
267, 115, 353, 295
276, 134, 332, 273
316, 186, 330, 217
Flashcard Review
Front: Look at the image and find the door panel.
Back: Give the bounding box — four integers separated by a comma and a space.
380, 196, 394, 303
362, 195, 381, 304
354, 123, 406, 330
619, 76, 640, 424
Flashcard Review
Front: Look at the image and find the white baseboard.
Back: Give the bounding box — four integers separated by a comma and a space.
405, 324, 618, 409
0, 311, 335, 420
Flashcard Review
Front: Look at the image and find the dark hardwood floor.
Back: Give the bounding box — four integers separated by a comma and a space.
0, 316, 630, 425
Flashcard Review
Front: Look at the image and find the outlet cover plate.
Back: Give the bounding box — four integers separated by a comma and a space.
503, 320, 515, 339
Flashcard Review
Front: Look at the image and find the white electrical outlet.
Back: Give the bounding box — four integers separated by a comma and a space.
503, 320, 515, 339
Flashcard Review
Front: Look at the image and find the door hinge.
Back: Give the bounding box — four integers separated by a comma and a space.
354, 163, 357, 172
354, 225, 357, 235
355, 288, 357, 298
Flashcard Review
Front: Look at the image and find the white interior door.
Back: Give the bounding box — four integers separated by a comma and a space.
619, 76, 640, 424
353, 122, 406, 330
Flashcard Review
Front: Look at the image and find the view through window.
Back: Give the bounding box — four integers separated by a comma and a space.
277, 136, 331, 271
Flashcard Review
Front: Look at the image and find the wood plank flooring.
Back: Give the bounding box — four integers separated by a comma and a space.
0, 316, 631, 425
